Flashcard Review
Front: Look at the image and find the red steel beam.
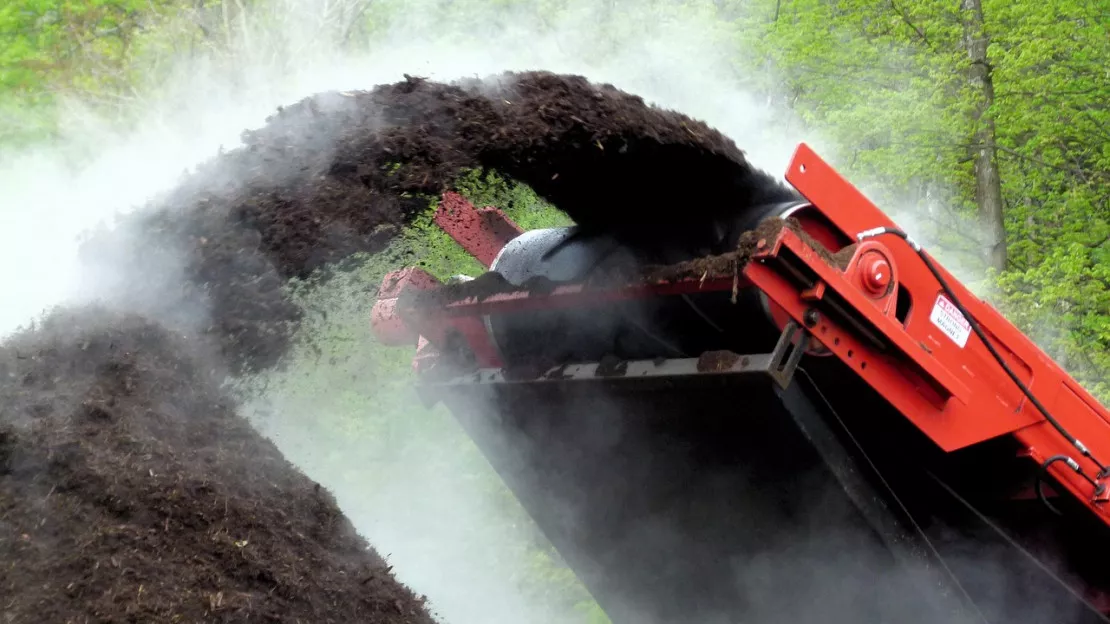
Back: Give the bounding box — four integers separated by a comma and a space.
374, 143, 1110, 530
772, 143, 1110, 523
434, 191, 523, 267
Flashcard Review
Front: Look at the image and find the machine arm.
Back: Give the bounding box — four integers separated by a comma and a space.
371, 144, 1110, 533
750, 144, 1110, 526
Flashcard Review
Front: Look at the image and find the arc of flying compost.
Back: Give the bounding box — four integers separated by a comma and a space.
99, 71, 799, 373
2, 71, 797, 623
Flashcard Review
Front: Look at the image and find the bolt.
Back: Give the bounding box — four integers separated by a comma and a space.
860, 253, 892, 295
803, 309, 820, 327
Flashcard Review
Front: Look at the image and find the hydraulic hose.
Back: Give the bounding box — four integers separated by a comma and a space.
857, 227, 1109, 503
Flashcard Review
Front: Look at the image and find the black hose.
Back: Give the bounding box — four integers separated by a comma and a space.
1036, 454, 1107, 515
1037, 455, 1080, 516
857, 226, 1109, 489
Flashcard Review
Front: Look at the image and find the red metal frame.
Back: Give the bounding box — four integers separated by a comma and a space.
371, 143, 1110, 530
772, 145, 1110, 517
370, 267, 442, 346
434, 191, 523, 267
372, 191, 522, 350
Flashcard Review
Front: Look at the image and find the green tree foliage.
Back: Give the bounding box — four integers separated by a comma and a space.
0, 0, 180, 144
726, 0, 1110, 398
1, 0, 378, 147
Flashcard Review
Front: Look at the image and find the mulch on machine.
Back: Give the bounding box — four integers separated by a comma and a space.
412, 216, 831, 306
0, 309, 435, 623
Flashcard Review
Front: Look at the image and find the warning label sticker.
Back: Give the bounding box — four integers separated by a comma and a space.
929, 293, 971, 348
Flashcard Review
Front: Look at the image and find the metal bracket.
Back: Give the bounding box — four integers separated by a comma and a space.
415, 322, 812, 396
769, 321, 810, 389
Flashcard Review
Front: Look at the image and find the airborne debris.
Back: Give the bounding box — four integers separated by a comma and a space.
84, 70, 798, 373
2, 70, 797, 623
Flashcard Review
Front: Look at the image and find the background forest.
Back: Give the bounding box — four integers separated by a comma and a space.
2, 0, 1107, 622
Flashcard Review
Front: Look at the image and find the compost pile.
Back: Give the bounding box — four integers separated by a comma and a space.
2, 71, 793, 622
0, 309, 434, 623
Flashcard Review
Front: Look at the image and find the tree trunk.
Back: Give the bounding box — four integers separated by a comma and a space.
961, 0, 1007, 271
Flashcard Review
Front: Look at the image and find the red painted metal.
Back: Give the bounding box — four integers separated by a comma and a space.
762, 206, 845, 356
859, 253, 891, 295
397, 277, 740, 374
775, 143, 1110, 524
434, 191, 523, 267
370, 267, 443, 346
454, 315, 504, 368
841, 242, 899, 315
749, 230, 972, 408
374, 142, 1110, 532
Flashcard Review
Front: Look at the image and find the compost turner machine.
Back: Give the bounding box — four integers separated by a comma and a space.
372, 144, 1110, 624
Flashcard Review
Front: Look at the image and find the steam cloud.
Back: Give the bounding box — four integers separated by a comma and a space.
0, 1, 1003, 623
